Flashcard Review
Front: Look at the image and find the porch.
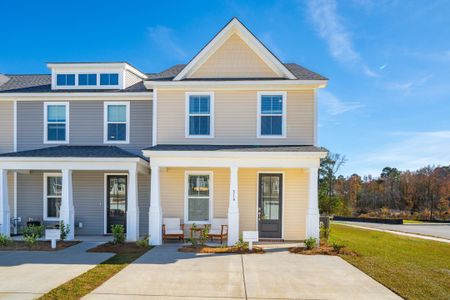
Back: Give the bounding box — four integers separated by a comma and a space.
144, 144, 327, 246
0, 146, 150, 241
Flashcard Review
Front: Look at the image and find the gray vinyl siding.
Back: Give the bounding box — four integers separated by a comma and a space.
138, 173, 150, 235
17, 100, 152, 154
0, 101, 14, 154
73, 171, 105, 235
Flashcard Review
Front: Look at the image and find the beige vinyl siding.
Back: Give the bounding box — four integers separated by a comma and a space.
190, 33, 279, 78
159, 168, 229, 223
124, 70, 142, 88
158, 167, 308, 240
0, 101, 14, 154
157, 89, 314, 145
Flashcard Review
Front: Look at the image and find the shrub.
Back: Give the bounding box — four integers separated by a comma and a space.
24, 234, 38, 247
304, 237, 317, 250
111, 224, 125, 244
60, 221, 70, 241
136, 235, 149, 247
23, 225, 44, 239
188, 226, 209, 248
329, 239, 345, 252
0, 234, 11, 246
235, 236, 249, 250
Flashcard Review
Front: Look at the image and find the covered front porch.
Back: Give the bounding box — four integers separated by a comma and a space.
0, 146, 150, 241
144, 145, 327, 246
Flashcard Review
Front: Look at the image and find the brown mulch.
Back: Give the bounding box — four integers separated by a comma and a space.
87, 242, 151, 254
289, 242, 358, 256
0, 240, 79, 251
179, 245, 265, 254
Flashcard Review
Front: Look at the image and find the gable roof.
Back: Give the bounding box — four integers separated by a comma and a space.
173, 18, 297, 81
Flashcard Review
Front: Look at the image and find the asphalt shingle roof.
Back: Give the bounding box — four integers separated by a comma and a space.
144, 144, 327, 152
0, 145, 146, 160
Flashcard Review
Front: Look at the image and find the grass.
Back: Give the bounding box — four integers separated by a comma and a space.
330, 223, 450, 300
39, 243, 152, 300
403, 219, 425, 224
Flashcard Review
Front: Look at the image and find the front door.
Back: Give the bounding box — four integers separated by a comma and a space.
106, 175, 127, 233
258, 173, 282, 238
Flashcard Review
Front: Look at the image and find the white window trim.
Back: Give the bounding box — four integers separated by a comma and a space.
184, 171, 214, 224
185, 92, 214, 138
78, 73, 98, 86
44, 102, 70, 144
103, 101, 130, 144
53, 71, 122, 90
43, 172, 62, 221
256, 91, 287, 138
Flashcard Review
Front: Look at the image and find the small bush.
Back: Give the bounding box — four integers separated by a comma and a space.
0, 234, 11, 246
330, 239, 345, 252
235, 236, 249, 250
60, 221, 70, 241
136, 235, 149, 247
111, 224, 125, 244
24, 234, 39, 247
23, 225, 44, 239
304, 237, 317, 250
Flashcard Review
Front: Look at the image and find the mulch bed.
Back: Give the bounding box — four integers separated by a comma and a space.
0, 240, 80, 251
179, 245, 265, 254
87, 242, 151, 254
289, 241, 357, 256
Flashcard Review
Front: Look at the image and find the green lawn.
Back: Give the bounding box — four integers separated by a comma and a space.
330, 223, 450, 300
403, 219, 425, 224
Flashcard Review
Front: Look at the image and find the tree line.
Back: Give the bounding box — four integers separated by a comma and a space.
319, 152, 450, 220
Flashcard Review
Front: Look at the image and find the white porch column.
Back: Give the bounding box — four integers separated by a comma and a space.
126, 167, 139, 241
306, 167, 320, 241
149, 165, 162, 245
60, 169, 75, 240
227, 166, 239, 245
0, 170, 10, 236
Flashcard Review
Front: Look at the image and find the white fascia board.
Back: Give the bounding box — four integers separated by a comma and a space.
143, 150, 327, 159
144, 80, 328, 89
0, 92, 152, 101
47, 63, 147, 79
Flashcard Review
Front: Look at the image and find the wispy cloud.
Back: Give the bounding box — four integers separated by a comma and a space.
404, 49, 450, 64
306, 0, 379, 77
346, 131, 450, 176
319, 90, 363, 116
147, 25, 187, 60
379, 64, 388, 70
386, 74, 433, 93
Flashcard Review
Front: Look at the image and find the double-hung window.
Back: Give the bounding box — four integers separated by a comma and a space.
44, 173, 62, 221
78, 73, 97, 86
56, 74, 75, 86
257, 92, 286, 137
100, 73, 119, 86
186, 92, 214, 137
185, 172, 212, 223
104, 102, 129, 143
44, 102, 69, 143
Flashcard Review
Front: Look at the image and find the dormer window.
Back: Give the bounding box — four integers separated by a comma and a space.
78, 74, 97, 86
100, 73, 119, 86
56, 74, 75, 86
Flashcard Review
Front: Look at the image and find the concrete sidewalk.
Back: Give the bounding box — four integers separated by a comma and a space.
85, 245, 401, 300
0, 242, 113, 299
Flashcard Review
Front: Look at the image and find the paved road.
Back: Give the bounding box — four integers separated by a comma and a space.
0, 242, 113, 299
336, 222, 450, 240
85, 245, 401, 300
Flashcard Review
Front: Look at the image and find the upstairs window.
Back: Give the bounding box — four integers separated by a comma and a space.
44, 173, 62, 220
104, 102, 129, 143
257, 92, 286, 137
78, 74, 97, 86
56, 74, 75, 86
186, 92, 214, 137
44, 102, 69, 143
100, 73, 119, 85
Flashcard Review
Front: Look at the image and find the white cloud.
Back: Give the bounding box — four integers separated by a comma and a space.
386, 74, 433, 94
343, 131, 450, 176
147, 26, 187, 60
319, 90, 363, 116
379, 64, 388, 70
306, 0, 380, 77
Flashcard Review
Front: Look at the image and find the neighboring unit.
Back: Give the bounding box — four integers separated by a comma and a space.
0, 18, 327, 245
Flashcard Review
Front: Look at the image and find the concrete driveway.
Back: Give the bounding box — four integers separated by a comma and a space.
0, 242, 113, 299
85, 245, 401, 300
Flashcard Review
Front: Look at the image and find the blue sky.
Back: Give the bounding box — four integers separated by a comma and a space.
1, 0, 449, 176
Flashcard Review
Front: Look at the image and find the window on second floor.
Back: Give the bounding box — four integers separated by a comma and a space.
257, 92, 287, 138
104, 102, 129, 143
56, 74, 75, 86
100, 73, 119, 86
186, 92, 214, 138
78, 73, 97, 86
44, 102, 69, 143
